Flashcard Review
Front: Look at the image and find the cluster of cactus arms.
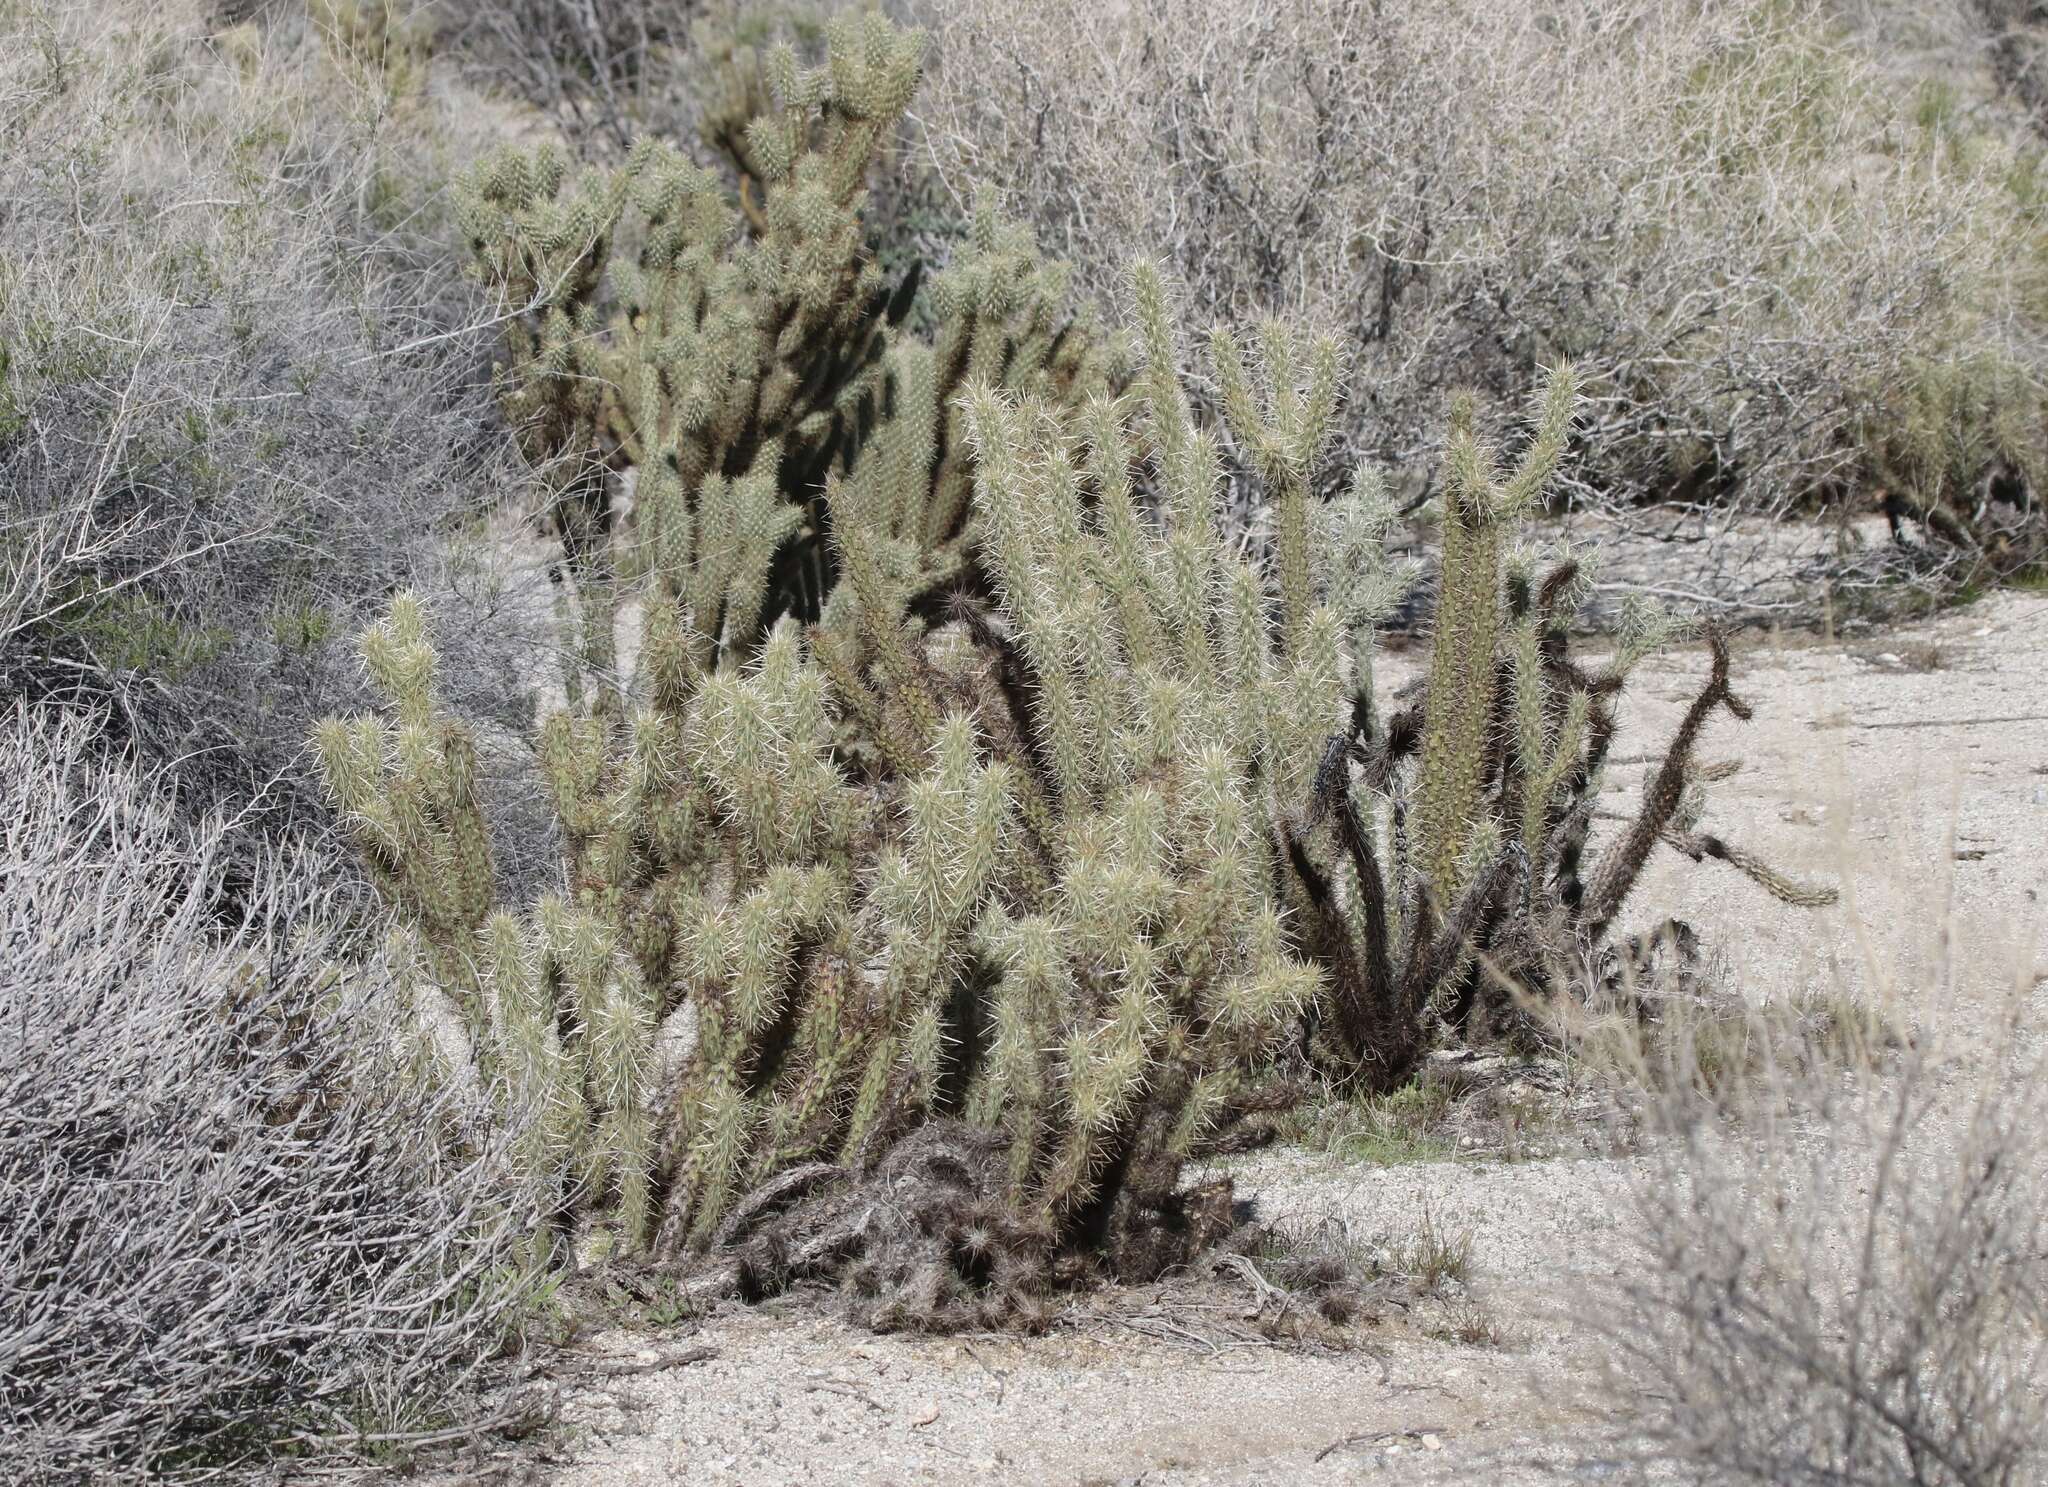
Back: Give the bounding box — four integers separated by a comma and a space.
313, 274, 1326, 1307
319, 14, 1833, 1325
456, 12, 1106, 699
1295, 383, 1838, 1067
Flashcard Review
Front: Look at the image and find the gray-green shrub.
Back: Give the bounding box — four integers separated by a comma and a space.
0, 705, 537, 1481
914, 0, 2048, 579
0, 0, 538, 854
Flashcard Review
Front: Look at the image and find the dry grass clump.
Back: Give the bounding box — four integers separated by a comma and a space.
0, 706, 539, 1480
0, 0, 539, 856
1289, 1073, 1461, 1167
1283, 1050, 1597, 1166
1228, 1202, 1485, 1347
1600, 944, 2048, 1485
1561, 949, 1904, 1100
914, 0, 2048, 578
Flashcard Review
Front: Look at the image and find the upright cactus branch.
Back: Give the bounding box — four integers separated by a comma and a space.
1212, 319, 1341, 660
1413, 369, 1578, 915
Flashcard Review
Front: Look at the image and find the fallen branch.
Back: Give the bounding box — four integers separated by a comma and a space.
569, 1346, 717, 1381
804, 1379, 890, 1412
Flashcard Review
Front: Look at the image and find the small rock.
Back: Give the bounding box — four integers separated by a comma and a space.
911, 1399, 940, 1427
1421, 1433, 1443, 1452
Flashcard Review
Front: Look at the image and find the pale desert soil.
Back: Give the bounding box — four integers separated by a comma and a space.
394, 585, 2047, 1487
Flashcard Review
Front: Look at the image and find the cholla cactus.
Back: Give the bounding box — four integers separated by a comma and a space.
1861, 350, 2047, 581
319, 245, 1834, 1315
321, 22, 1834, 1318
1413, 377, 1576, 909
456, 13, 1111, 695
1287, 375, 1838, 1069
316, 243, 1310, 1309
312, 596, 492, 988
1012, 269, 1837, 1089
314, 600, 642, 1261
322, 597, 1307, 1308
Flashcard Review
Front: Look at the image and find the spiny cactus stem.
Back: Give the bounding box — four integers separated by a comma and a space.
1659, 827, 1841, 908
1413, 492, 1504, 905
1270, 462, 1315, 662
1398, 846, 1521, 1020
1580, 628, 1745, 940
1307, 732, 1394, 1020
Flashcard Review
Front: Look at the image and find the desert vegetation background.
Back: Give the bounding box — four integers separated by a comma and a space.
2, 1, 2043, 1483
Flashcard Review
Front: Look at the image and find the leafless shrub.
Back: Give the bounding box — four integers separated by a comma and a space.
1950, 0, 2048, 124
1598, 956, 2048, 1485
0, 0, 543, 860
430, 0, 697, 150
0, 705, 540, 1481
1428, 1295, 1529, 1351
1230, 1202, 1481, 1343
914, 0, 2047, 579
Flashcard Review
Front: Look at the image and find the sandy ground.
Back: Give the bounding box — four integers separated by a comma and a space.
392, 587, 2048, 1487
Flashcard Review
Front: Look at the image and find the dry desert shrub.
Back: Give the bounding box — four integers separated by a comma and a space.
0, 0, 541, 855
423, 0, 850, 159
913, 0, 2048, 578
0, 705, 539, 1481
1601, 945, 2048, 1485
427, 0, 690, 148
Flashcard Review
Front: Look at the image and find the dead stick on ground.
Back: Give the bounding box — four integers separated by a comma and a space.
572, 1346, 717, 1380
1315, 1434, 1377, 1463
960, 1341, 1007, 1406
804, 1380, 889, 1412
1854, 713, 2048, 731
1314, 1426, 1450, 1462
